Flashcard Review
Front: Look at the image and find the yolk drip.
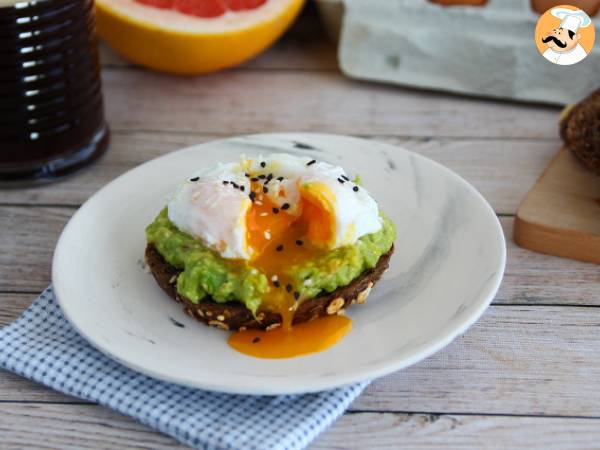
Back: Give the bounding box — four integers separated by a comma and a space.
228, 315, 352, 359
227, 176, 350, 359
244, 180, 326, 328
245, 191, 296, 257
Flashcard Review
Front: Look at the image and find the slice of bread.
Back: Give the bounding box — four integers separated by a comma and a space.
145, 243, 393, 331
561, 87, 600, 177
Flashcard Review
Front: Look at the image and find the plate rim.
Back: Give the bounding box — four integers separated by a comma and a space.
52, 132, 506, 395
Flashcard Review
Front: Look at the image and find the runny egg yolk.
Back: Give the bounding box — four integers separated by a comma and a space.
300, 185, 336, 248
228, 178, 348, 359
228, 315, 352, 359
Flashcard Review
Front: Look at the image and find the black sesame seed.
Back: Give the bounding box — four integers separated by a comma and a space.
241, 185, 246, 192
293, 292, 300, 301
295, 239, 303, 246
251, 177, 259, 182
249, 191, 256, 201
258, 174, 266, 179
272, 207, 279, 214
281, 203, 290, 210
245, 173, 250, 177
276, 244, 284, 252
273, 280, 280, 288
337, 177, 345, 184
222, 180, 229, 185
260, 161, 266, 168
263, 187, 269, 193
307, 159, 316, 166
342, 175, 350, 181
267, 173, 273, 180
190, 177, 200, 182
353, 186, 359, 192
231, 182, 239, 189
277, 176, 284, 182
286, 284, 292, 293
252, 337, 261, 344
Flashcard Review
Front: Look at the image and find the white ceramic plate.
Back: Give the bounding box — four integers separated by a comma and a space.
53, 133, 506, 395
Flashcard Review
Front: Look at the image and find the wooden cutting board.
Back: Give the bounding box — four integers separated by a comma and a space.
514, 148, 600, 265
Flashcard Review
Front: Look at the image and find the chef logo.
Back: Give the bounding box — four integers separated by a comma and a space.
535, 5, 595, 65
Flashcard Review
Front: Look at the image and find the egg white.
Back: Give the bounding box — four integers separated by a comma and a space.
167, 163, 252, 259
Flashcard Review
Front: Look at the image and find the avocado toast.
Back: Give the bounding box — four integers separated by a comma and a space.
145, 243, 393, 331
145, 153, 396, 333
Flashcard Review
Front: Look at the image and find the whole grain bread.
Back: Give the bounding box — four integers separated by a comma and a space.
561, 87, 600, 176
145, 243, 393, 331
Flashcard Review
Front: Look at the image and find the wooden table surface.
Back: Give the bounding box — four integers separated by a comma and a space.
2, 7, 600, 449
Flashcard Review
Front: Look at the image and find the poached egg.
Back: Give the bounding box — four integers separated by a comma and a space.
168, 153, 382, 261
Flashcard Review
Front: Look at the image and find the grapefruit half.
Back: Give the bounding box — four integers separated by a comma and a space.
95, 0, 305, 74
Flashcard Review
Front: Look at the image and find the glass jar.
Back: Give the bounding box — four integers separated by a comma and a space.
0, 0, 109, 185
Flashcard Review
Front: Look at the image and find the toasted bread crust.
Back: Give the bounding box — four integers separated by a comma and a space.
145, 243, 393, 331
561, 88, 600, 176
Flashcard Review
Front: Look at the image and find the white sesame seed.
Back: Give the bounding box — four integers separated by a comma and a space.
271, 275, 278, 282
259, 212, 268, 216
264, 230, 271, 240
255, 200, 263, 205
303, 279, 313, 286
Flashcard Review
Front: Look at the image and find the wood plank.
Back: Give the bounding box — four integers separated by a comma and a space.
2, 210, 598, 305
499, 229, 600, 305
98, 2, 338, 71
353, 305, 600, 416
0, 132, 558, 215
0, 293, 32, 328
1, 403, 599, 450
0, 207, 73, 293
0, 403, 186, 449
314, 412, 600, 450
99, 69, 560, 139
2, 305, 600, 417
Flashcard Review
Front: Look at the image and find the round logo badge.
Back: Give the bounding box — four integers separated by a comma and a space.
535, 4, 595, 65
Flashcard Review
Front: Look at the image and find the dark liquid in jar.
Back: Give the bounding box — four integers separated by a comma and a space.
0, 0, 109, 184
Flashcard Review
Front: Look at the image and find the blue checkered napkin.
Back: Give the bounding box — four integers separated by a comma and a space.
0, 287, 368, 450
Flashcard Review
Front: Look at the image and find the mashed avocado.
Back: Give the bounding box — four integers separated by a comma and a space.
146, 209, 396, 315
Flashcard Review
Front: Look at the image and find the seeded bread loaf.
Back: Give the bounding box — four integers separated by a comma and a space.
145, 243, 393, 331
561, 88, 600, 177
